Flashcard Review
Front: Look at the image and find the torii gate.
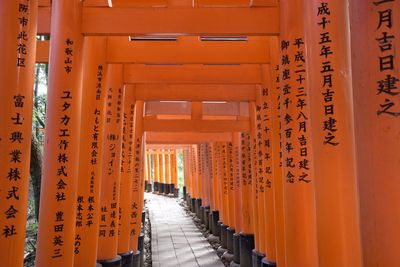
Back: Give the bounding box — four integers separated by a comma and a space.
1, 1, 400, 267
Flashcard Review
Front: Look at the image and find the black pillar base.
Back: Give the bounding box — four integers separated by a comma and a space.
195, 198, 202, 219
119, 251, 133, 267
169, 183, 175, 195
233, 233, 240, 264
147, 183, 152, 192
165, 183, 171, 194
204, 206, 210, 230
174, 188, 179, 197
190, 198, 196, 213
252, 249, 265, 267
208, 211, 213, 233
227, 227, 235, 254
153, 182, 159, 192
220, 223, 228, 249
141, 211, 146, 226
131, 250, 141, 267
138, 233, 145, 267
144, 181, 148, 192
158, 183, 163, 194
200, 206, 205, 223
239, 233, 254, 267
211, 210, 220, 236
97, 255, 122, 267
183, 186, 187, 200
186, 194, 190, 206
261, 257, 277, 267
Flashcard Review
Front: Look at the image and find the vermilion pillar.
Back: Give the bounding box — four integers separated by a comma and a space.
35, 0, 83, 265
163, 150, 170, 194
159, 150, 165, 194
304, 1, 363, 266
153, 151, 160, 192
74, 36, 107, 267
97, 64, 125, 264
231, 133, 242, 265
129, 101, 145, 254
258, 73, 278, 266
350, 1, 400, 266
280, 1, 319, 265
249, 101, 263, 259
239, 133, 255, 266
170, 150, 178, 196
268, 37, 287, 267
117, 88, 136, 260
0, 1, 37, 266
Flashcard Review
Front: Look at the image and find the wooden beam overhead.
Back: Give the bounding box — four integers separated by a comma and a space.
143, 117, 250, 132
124, 64, 262, 84
146, 132, 233, 144
128, 84, 257, 101
37, 6, 279, 36
35, 37, 271, 64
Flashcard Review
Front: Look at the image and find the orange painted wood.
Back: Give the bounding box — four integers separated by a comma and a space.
226, 141, 236, 229
304, 1, 363, 266
97, 65, 125, 261
350, 1, 400, 266
143, 117, 250, 133
240, 133, 254, 234
279, 0, 319, 265
129, 101, 145, 252
0, 1, 37, 266
249, 100, 263, 253
259, 67, 277, 263
153, 152, 160, 183
232, 133, 243, 233
107, 36, 271, 64
117, 88, 136, 254
37, 6, 279, 36
36, 37, 271, 64
123, 64, 262, 84
268, 37, 286, 267
130, 84, 257, 102
74, 36, 108, 267
146, 132, 232, 144
35, 1, 83, 265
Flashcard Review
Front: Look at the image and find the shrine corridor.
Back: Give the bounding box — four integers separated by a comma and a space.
147, 193, 224, 267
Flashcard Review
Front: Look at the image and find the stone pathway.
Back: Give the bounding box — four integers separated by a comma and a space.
147, 193, 224, 267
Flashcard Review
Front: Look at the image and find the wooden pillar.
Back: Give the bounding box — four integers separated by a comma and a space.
117, 87, 136, 257
35, 0, 83, 265
239, 132, 255, 266
279, 1, 320, 265
73, 36, 107, 267
249, 101, 263, 256
97, 64, 125, 264
227, 141, 235, 230
304, 1, 363, 266
207, 144, 215, 211
129, 101, 145, 252
183, 149, 190, 197
160, 150, 165, 193
164, 150, 171, 194
211, 143, 220, 212
350, 1, 400, 266
170, 150, 178, 195
268, 37, 287, 267
258, 73, 278, 265
0, 1, 37, 266
153, 151, 160, 192
232, 133, 243, 234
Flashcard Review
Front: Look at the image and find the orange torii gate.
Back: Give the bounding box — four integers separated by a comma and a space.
1, 0, 400, 267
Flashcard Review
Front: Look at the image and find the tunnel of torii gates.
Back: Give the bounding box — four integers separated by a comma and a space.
0, 0, 400, 267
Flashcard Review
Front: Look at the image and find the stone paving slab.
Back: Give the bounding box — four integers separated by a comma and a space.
147, 193, 225, 267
